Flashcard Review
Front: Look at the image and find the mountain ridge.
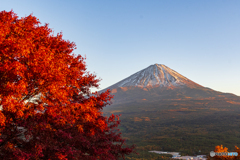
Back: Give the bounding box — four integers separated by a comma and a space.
99, 64, 240, 105
105, 64, 202, 90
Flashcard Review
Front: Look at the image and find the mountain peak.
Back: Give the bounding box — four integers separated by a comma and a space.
105, 64, 200, 90
100, 64, 240, 104
154, 63, 165, 66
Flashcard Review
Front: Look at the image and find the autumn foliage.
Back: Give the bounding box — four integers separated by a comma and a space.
0, 10, 134, 159
209, 145, 240, 160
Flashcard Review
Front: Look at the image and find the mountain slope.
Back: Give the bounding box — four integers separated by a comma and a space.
101, 64, 240, 158
106, 64, 201, 89
100, 64, 239, 104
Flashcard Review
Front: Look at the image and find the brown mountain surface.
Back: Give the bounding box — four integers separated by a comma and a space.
100, 64, 240, 105
100, 64, 240, 158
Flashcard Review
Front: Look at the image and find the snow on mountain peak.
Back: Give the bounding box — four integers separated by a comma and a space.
107, 64, 197, 89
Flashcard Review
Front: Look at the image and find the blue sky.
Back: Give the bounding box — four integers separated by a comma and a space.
1, 0, 240, 96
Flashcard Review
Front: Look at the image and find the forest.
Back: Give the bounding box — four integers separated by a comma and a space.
103, 98, 240, 159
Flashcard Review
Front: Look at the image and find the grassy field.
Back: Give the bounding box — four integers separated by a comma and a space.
103, 98, 240, 159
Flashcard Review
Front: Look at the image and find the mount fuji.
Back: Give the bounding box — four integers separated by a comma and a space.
100, 64, 239, 104
101, 64, 240, 156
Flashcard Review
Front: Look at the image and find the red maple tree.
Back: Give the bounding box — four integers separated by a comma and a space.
0, 10, 134, 159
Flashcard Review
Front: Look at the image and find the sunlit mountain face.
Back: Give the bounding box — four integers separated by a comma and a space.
106, 64, 200, 89
101, 64, 240, 157
100, 64, 239, 105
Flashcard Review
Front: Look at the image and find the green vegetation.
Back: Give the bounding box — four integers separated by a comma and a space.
103, 98, 240, 159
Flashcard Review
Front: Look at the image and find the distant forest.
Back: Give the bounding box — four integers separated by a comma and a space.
103, 98, 240, 159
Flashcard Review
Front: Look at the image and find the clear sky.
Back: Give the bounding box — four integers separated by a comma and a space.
1, 0, 240, 96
